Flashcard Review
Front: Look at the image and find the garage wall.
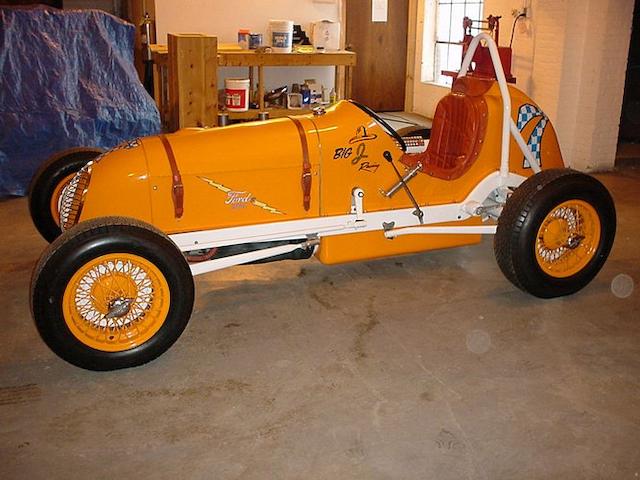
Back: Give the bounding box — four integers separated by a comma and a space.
411, 0, 634, 171
154, 0, 340, 92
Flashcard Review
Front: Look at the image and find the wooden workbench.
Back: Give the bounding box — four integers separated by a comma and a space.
151, 37, 356, 129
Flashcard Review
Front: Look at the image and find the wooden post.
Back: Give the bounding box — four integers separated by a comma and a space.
167, 33, 218, 131
335, 65, 345, 100
345, 65, 353, 99
258, 65, 265, 111
404, 0, 418, 112
152, 63, 161, 108
126, 0, 156, 82
249, 66, 255, 106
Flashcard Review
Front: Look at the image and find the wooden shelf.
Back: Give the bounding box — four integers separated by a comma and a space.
150, 37, 355, 129
217, 50, 356, 67
152, 45, 356, 68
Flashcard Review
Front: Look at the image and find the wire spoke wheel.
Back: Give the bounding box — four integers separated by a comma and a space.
494, 169, 615, 298
63, 253, 170, 352
31, 217, 194, 370
535, 200, 601, 278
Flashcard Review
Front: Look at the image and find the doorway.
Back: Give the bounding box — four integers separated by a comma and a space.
617, 0, 640, 165
619, 0, 640, 144
345, 0, 409, 111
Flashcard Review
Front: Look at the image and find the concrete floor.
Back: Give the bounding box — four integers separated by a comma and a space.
1, 168, 639, 479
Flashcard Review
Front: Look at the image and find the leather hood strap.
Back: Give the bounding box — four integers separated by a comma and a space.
159, 134, 184, 218
288, 117, 312, 211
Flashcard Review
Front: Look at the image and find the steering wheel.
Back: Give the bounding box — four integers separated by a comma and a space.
348, 100, 407, 152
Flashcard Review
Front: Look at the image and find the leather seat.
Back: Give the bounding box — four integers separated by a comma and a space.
402, 78, 490, 180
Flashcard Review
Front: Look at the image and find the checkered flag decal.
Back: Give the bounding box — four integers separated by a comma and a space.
517, 104, 549, 168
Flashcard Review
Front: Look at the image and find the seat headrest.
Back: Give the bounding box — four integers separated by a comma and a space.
452, 77, 494, 97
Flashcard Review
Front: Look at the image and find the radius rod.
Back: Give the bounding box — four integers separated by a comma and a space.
383, 150, 424, 224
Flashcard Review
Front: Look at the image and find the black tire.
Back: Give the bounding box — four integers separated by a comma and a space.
29, 147, 104, 243
31, 216, 195, 371
494, 168, 616, 298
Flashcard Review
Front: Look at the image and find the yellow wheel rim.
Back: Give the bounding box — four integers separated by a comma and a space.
50, 173, 76, 226
535, 199, 601, 278
62, 253, 171, 352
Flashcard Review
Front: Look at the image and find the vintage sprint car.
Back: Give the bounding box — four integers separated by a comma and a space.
29, 34, 616, 370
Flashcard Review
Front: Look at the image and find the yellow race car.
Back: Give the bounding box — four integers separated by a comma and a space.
29, 34, 615, 370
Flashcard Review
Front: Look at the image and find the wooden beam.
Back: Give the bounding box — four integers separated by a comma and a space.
335, 65, 346, 100
167, 33, 218, 130
404, 0, 418, 112
126, 0, 156, 81
258, 65, 265, 111
345, 65, 353, 99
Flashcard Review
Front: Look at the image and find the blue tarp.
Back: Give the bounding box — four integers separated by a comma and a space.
0, 6, 161, 196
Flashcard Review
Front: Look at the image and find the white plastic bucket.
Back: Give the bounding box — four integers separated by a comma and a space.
225, 78, 250, 112
269, 20, 294, 53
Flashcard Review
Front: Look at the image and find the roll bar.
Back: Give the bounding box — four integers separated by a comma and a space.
457, 33, 541, 181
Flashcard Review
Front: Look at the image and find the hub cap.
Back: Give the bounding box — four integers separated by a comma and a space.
535, 200, 601, 278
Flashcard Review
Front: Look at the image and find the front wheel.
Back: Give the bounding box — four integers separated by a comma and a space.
31, 217, 194, 370
494, 169, 616, 298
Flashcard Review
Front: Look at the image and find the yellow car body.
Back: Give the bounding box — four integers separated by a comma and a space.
63, 80, 563, 265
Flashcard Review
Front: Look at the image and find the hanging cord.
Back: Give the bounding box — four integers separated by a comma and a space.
510, 13, 527, 49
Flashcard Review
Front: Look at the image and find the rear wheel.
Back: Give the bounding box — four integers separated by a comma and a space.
494, 169, 616, 298
29, 147, 104, 242
31, 217, 194, 370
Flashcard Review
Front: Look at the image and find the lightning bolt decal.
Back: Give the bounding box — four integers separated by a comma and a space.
198, 176, 285, 215
198, 176, 232, 194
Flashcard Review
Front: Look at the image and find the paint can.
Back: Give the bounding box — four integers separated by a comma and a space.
269, 20, 294, 53
249, 33, 263, 50
237, 29, 250, 49
225, 78, 250, 112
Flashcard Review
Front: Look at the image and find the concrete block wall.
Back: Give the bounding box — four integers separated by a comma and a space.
528, 0, 634, 170
412, 0, 634, 171
555, 0, 635, 170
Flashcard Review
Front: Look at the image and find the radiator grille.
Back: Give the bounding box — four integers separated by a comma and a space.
59, 163, 92, 231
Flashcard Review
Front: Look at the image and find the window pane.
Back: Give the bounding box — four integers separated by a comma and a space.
435, 43, 449, 75
450, 4, 466, 42
436, 72, 453, 86
447, 44, 463, 71
427, 0, 484, 86
436, 3, 451, 42
466, 3, 482, 21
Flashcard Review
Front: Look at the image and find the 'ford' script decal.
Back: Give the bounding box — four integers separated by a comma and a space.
198, 176, 285, 215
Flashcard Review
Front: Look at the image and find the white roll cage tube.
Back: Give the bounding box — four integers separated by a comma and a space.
458, 32, 541, 179
170, 33, 544, 276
